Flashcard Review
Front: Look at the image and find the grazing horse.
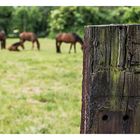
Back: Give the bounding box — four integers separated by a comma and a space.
8, 41, 23, 51
0, 31, 6, 49
19, 32, 40, 50
55, 32, 84, 53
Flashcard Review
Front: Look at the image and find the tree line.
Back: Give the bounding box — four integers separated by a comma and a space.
0, 6, 140, 38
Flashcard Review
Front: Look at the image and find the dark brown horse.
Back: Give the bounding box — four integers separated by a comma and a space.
19, 32, 40, 50
8, 41, 23, 51
55, 33, 84, 53
0, 31, 6, 49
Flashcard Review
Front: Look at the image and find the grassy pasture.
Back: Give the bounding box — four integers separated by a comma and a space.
0, 38, 83, 133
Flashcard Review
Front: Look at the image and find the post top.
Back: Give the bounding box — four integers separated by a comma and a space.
85, 24, 140, 28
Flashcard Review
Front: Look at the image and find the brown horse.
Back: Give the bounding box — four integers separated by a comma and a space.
19, 32, 40, 50
55, 32, 84, 53
0, 31, 6, 49
8, 41, 24, 51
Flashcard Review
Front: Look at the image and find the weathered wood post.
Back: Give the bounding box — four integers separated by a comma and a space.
80, 24, 140, 134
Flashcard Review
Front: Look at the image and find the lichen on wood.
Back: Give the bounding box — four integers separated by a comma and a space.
81, 24, 140, 134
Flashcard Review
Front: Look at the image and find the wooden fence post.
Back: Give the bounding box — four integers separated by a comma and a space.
80, 24, 140, 134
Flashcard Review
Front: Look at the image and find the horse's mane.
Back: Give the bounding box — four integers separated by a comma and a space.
71, 33, 83, 45
12, 41, 22, 46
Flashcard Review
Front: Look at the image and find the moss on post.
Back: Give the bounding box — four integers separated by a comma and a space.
81, 24, 140, 134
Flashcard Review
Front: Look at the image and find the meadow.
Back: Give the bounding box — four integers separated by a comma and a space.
0, 38, 83, 133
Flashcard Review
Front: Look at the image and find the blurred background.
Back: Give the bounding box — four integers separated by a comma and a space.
1, 6, 140, 38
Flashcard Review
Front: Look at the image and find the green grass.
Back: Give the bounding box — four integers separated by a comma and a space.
0, 38, 83, 134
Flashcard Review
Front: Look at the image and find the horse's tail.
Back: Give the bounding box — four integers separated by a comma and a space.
36, 39, 40, 50
1, 39, 6, 49
56, 40, 61, 53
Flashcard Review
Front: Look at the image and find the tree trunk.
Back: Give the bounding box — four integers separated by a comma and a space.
80, 24, 140, 134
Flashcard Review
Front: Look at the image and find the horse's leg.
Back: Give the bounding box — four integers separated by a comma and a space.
69, 43, 73, 53
56, 41, 61, 53
21, 43, 25, 50
16, 47, 20, 51
32, 41, 35, 50
58, 42, 62, 53
1, 41, 3, 49
56, 40, 59, 53
74, 43, 76, 53
36, 39, 40, 50
0, 41, 2, 49
20, 40, 25, 50
1, 40, 6, 49
14, 46, 19, 51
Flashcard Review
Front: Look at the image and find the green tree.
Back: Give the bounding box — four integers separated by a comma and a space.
122, 7, 140, 23
0, 6, 13, 34
1, 6, 140, 38
11, 6, 53, 36
12, 7, 30, 32
38, 7, 54, 36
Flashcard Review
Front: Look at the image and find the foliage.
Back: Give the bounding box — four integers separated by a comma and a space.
0, 7, 13, 33
0, 6, 140, 37
12, 7, 42, 33
46, 6, 140, 37
48, 7, 99, 37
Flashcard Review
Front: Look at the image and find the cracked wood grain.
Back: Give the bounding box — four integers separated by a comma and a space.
80, 24, 140, 134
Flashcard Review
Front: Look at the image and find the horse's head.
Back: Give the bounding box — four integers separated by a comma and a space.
73, 33, 84, 48
78, 37, 84, 51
